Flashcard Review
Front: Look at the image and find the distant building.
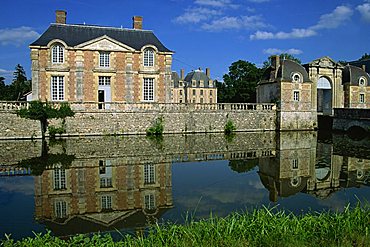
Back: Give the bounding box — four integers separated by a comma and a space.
171, 68, 217, 104
30, 10, 173, 108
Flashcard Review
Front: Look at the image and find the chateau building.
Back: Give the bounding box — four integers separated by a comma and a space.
171, 68, 217, 104
257, 56, 370, 130
30, 11, 173, 108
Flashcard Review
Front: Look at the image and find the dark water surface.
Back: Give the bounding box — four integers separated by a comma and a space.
0, 131, 369, 240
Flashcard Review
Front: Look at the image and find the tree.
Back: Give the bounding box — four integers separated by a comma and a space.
263, 53, 301, 69
17, 101, 75, 139
0, 77, 7, 100
9, 64, 31, 101
359, 53, 370, 61
217, 60, 263, 103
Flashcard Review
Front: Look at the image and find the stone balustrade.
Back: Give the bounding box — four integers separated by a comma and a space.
0, 101, 276, 113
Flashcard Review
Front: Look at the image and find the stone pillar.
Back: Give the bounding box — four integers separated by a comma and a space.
75, 50, 84, 101
31, 49, 39, 100
125, 53, 134, 102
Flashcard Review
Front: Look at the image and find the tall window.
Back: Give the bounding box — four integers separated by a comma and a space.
143, 78, 154, 101
144, 194, 155, 210
99, 76, 111, 86
51, 76, 64, 101
293, 91, 300, 102
360, 93, 365, 103
144, 48, 154, 67
144, 164, 155, 184
99, 52, 110, 67
52, 44, 64, 64
53, 168, 66, 190
54, 200, 67, 218
101, 195, 112, 210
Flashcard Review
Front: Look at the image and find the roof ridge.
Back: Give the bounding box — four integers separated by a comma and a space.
50, 23, 153, 32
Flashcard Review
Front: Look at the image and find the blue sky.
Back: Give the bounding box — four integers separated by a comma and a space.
0, 0, 369, 83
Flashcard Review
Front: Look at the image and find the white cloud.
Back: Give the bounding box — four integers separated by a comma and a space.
202, 15, 268, 31
174, 7, 222, 24
250, 5, 352, 40
263, 48, 303, 55
250, 28, 316, 40
0, 69, 12, 75
357, 2, 370, 22
195, 0, 239, 9
312, 5, 353, 30
0, 26, 40, 46
248, 0, 269, 2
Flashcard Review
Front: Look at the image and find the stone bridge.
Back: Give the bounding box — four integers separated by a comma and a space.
332, 108, 370, 132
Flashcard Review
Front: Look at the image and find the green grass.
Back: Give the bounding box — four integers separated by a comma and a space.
2, 205, 370, 247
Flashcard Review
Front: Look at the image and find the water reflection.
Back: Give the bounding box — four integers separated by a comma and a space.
0, 131, 369, 238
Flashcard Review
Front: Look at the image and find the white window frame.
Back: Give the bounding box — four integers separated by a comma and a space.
99, 52, 110, 67
143, 78, 154, 102
292, 73, 302, 83
360, 93, 365, 103
293, 91, 300, 102
143, 48, 154, 67
52, 44, 64, 64
292, 159, 299, 169
53, 168, 66, 190
99, 76, 111, 86
144, 164, 155, 184
101, 195, 112, 210
144, 194, 155, 210
51, 76, 64, 101
359, 77, 366, 87
54, 200, 67, 218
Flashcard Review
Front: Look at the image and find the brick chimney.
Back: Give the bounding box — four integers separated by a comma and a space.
206, 68, 210, 78
133, 16, 143, 30
180, 69, 185, 80
362, 64, 366, 71
271, 55, 280, 69
56, 10, 67, 24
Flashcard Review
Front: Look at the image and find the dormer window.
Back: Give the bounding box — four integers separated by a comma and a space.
144, 48, 154, 67
292, 73, 301, 83
359, 77, 366, 87
99, 52, 110, 67
52, 44, 64, 64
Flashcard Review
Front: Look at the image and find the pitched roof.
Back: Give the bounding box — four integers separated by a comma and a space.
30, 23, 172, 52
184, 70, 214, 88
349, 59, 370, 74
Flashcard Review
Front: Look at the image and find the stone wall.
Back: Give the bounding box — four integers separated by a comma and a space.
0, 103, 276, 139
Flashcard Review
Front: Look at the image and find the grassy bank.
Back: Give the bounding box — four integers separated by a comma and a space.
2, 205, 370, 247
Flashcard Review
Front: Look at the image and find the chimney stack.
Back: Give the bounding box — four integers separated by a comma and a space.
180, 69, 185, 80
362, 64, 366, 71
56, 10, 67, 24
206, 68, 210, 78
133, 16, 143, 30
271, 55, 280, 69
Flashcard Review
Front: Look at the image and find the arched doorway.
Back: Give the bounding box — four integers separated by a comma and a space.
317, 77, 332, 115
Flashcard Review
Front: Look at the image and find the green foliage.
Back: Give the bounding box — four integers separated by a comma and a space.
217, 60, 263, 103
359, 53, 370, 61
3, 204, 370, 247
229, 159, 258, 173
0, 64, 31, 101
48, 125, 66, 138
224, 119, 236, 135
17, 101, 75, 139
146, 117, 164, 136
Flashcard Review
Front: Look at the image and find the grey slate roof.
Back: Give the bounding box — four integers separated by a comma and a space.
342, 65, 370, 86
184, 70, 214, 88
30, 24, 172, 52
171, 71, 180, 87
278, 59, 310, 82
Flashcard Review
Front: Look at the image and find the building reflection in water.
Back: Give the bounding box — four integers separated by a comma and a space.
259, 131, 370, 202
34, 159, 173, 236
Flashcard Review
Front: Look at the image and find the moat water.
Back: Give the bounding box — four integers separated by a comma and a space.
0, 131, 369, 240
